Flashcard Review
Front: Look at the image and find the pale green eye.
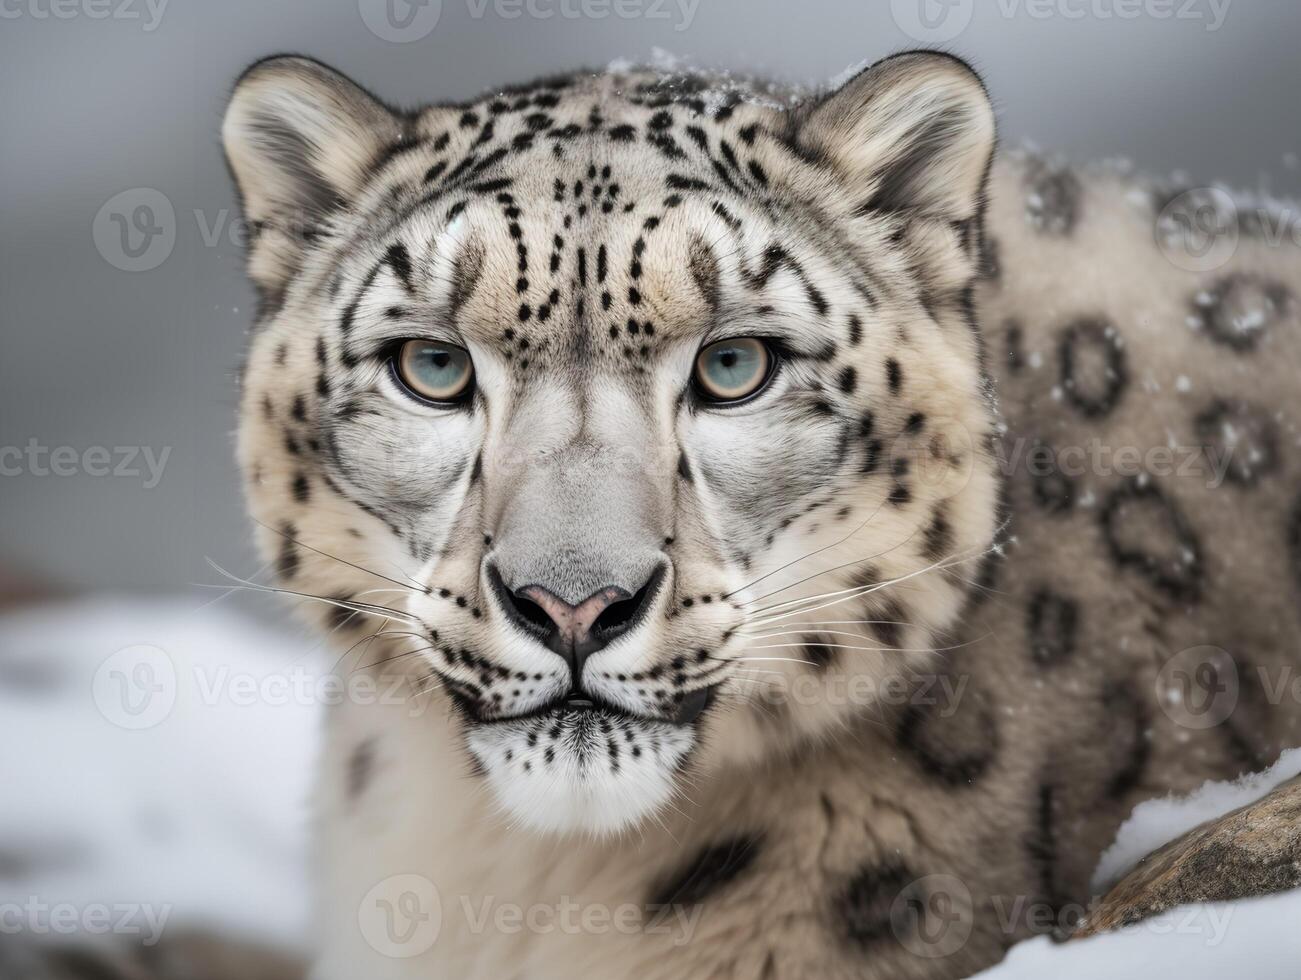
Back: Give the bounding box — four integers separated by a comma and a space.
394, 339, 474, 403
694, 338, 772, 402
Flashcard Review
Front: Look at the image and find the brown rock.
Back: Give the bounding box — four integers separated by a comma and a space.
1073, 775, 1301, 938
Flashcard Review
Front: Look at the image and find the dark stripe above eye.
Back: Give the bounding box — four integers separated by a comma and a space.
339, 262, 384, 337
384, 242, 414, 292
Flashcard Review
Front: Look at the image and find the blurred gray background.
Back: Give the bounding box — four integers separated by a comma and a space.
3, 0, 1300, 590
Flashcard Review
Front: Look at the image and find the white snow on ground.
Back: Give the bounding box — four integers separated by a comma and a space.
976, 747, 1301, 979
0, 596, 319, 950
1092, 747, 1301, 889
972, 891, 1301, 980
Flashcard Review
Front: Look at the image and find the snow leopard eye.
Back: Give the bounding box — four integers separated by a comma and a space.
693, 337, 773, 404
392, 339, 475, 404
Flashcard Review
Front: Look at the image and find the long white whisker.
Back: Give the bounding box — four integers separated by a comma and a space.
722, 502, 892, 602
201, 558, 420, 623
738, 527, 920, 609
745, 550, 988, 628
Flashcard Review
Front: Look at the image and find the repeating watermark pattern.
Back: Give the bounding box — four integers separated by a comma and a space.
890, 874, 974, 959
747, 668, 969, 715
0, 440, 171, 487
890, 0, 975, 43
92, 644, 177, 730
359, 0, 699, 41
990, 893, 1233, 945
892, 0, 1232, 42
407, 427, 1260, 500
358, 0, 442, 41
1157, 646, 1301, 731
89, 647, 435, 728
1157, 186, 1301, 273
92, 188, 176, 271
1156, 187, 1241, 273
0, 898, 172, 946
998, 436, 1237, 491
886, 874, 1234, 959
359, 875, 443, 958
1156, 644, 1239, 730
191, 663, 417, 712
357, 875, 702, 958
0, 0, 168, 30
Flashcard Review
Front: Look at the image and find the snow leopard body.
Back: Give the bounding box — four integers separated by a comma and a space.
220, 52, 1301, 979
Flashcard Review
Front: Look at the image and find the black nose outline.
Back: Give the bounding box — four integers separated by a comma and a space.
487, 563, 667, 682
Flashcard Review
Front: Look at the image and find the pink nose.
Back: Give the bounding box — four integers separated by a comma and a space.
515, 584, 628, 647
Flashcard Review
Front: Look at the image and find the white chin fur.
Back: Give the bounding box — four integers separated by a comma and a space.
465, 712, 695, 836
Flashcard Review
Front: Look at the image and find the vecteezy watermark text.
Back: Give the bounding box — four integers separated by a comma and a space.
890, 0, 1232, 43
0, 898, 172, 946
357, 0, 698, 43
1, 440, 171, 488
0, 0, 168, 30
357, 873, 703, 958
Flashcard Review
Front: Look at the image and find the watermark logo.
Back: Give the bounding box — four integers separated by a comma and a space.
358, 0, 442, 41
92, 644, 177, 730
888, 414, 979, 504
1156, 645, 1239, 730
1156, 187, 1240, 273
891, 874, 973, 958
359, 874, 443, 958
92, 188, 175, 272
891, 0, 974, 42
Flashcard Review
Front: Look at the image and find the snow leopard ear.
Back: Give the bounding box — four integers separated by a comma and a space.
800, 52, 995, 222
223, 56, 404, 290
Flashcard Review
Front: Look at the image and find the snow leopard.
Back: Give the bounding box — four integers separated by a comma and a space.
222, 51, 1301, 979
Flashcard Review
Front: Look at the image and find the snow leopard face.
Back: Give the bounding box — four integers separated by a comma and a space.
225, 52, 1002, 834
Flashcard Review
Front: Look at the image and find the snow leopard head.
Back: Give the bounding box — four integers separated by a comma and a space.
224, 51, 1001, 834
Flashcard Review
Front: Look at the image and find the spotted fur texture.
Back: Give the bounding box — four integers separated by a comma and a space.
224, 53, 1301, 979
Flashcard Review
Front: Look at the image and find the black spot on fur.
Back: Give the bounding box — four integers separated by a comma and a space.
896, 683, 997, 787
886, 358, 902, 394
1193, 274, 1291, 352
1100, 681, 1150, 800
1026, 589, 1078, 667
1058, 317, 1127, 419
347, 737, 377, 802
291, 472, 310, 503
276, 522, 299, 579
1025, 161, 1082, 235
1027, 781, 1067, 924
1099, 477, 1204, 603
1194, 398, 1280, 487
1004, 319, 1025, 373
802, 632, 838, 670
325, 598, 357, 632
847, 313, 863, 346
1032, 466, 1076, 515
649, 836, 761, 908
1290, 494, 1301, 593
922, 507, 953, 562
837, 861, 916, 948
